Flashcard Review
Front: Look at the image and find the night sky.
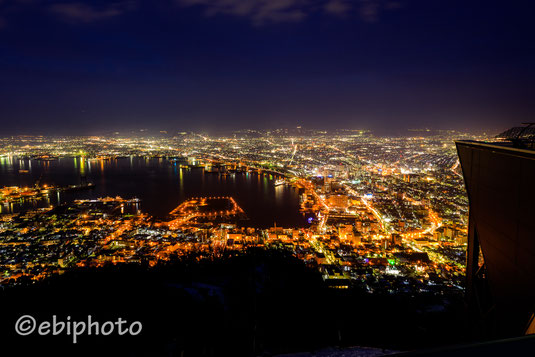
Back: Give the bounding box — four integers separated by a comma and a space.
1, 0, 534, 135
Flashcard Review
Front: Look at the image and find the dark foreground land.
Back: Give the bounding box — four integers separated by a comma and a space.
0, 249, 470, 356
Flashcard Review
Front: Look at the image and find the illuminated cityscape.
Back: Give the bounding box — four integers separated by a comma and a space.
0, 130, 488, 293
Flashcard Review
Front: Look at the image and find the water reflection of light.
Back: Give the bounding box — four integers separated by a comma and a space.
80, 157, 86, 175
263, 176, 268, 195
274, 183, 283, 204
179, 168, 184, 194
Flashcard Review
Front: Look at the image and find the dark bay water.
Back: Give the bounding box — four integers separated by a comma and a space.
0, 157, 309, 228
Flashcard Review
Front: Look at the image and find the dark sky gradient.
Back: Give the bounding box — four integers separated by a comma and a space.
1, 0, 534, 135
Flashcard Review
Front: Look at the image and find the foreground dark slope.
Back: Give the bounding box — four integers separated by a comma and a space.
0, 249, 469, 356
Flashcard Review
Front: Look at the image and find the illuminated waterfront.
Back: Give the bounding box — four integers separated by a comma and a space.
0, 156, 307, 227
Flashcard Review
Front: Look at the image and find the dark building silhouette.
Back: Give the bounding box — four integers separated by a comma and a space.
456, 137, 535, 337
